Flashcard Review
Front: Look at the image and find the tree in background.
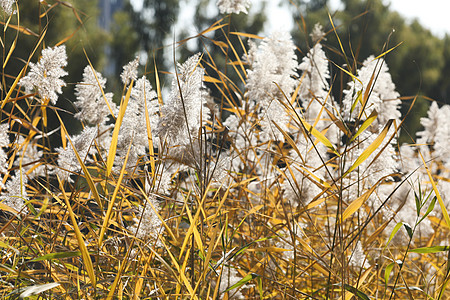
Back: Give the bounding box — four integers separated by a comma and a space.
2, 0, 108, 140
289, 0, 446, 141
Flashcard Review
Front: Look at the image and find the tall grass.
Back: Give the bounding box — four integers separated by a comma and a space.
1, 1, 449, 299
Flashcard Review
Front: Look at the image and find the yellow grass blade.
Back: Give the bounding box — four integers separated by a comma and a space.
350, 109, 378, 142
56, 176, 96, 287
99, 142, 131, 246
204, 75, 222, 83
179, 190, 209, 260
296, 115, 340, 157
142, 74, 156, 185
154, 61, 163, 106
342, 183, 378, 222
373, 41, 403, 60
331, 61, 362, 86
343, 119, 393, 178
2, 66, 26, 109
358, 67, 377, 120
158, 238, 198, 299
229, 32, 263, 39
323, 105, 350, 137
351, 90, 362, 115
199, 22, 227, 36
418, 151, 450, 229
0, 21, 39, 36
106, 81, 133, 177
3, 37, 16, 69
344, 266, 373, 300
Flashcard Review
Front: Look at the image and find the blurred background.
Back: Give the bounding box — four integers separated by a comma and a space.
7, 0, 450, 143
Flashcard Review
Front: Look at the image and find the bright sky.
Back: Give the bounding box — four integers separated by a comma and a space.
383, 0, 450, 38
266, 0, 450, 38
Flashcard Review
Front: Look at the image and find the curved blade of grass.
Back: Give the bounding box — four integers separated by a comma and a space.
328, 12, 352, 74
385, 222, 403, 250
331, 61, 362, 86
56, 175, 96, 287
3, 37, 16, 69
106, 80, 133, 177
343, 119, 393, 177
409, 246, 449, 254
384, 262, 395, 289
357, 69, 377, 120
351, 109, 378, 142
224, 273, 259, 294
343, 284, 370, 300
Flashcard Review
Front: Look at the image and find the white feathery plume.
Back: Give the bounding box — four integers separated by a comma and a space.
0, 172, 28, 214
19, 45, 68, 105
74, 66, 117, 126
0, 0, 15, 15
55, 127, 98, 182
342, 55, 401, 128
158, 53, 209, 165
245, 31, 298, 142
120, 57, 140, 86
298, 24, 333, 131
129, 195, 162, 245
216, 0, 250, 14
115, 76, 158, 171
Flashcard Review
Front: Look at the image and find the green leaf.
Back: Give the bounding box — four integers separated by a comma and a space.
224, 273, 259, 294
418, 196, 436, 225
404, 223, 413, 239
343, 284, 370, 300
0, 241, 19, 255
384, 262, 395, 288
29, 251, 83, 262
414, 190, 421, 217
385, 222, 403, 249
257, 276, 264, 299
409, 246, 450, 254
